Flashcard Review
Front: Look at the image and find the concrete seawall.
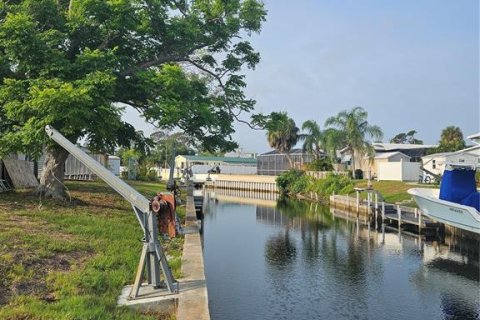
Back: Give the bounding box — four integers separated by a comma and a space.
177, 189, 210, 320
210, 174, 279, 193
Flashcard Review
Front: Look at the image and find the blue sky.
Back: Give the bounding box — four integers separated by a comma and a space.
124, 0, 479, 153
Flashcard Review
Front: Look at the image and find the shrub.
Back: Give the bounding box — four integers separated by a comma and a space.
276, 169, 305, 194
276, 169, 354, 201
290, 175, 313, 194
305, 158, 334, 171
307, 173, 354, 200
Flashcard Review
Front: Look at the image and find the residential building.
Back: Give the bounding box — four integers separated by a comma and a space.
175, 155, 257, 176
421, 132, 480, 178
257, 149, 314, 176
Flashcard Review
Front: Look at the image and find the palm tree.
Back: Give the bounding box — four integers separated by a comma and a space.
437, 126, 466, 152
323, 128, 346, 163
325, 107, 383, 175
299, 120, 323, 160
265, 112, 299, 167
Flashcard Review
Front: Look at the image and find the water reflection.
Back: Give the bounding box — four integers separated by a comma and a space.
203, 195, 480, 320
265, 230, 297, 268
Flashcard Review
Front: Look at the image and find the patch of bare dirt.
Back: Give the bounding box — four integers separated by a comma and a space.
0, 214, 92, 306
0, 250, 92, 306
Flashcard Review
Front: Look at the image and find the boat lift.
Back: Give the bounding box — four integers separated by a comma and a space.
45, 126, 178, 298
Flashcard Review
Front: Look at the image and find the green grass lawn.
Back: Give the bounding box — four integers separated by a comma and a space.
0, 180, 184, 319
353, 180, 438, 206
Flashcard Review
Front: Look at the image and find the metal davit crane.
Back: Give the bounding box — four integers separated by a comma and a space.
45, 126, 178, 298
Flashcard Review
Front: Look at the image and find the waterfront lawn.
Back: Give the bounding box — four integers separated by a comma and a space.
353, 180, 435, 206
0, 180, 183, 319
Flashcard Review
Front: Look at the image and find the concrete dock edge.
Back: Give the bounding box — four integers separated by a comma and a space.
177, 190, 210, 320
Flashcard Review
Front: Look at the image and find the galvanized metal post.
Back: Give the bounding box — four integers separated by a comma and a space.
397, 205, 401, 229
382, 201, 385, 221
418, 209, 422, 234
147, 212, 162, 287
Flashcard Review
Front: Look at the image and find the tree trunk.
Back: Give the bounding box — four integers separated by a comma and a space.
37, 147, 70, 199
350, 149, 356, 176
286, 152, 294, 169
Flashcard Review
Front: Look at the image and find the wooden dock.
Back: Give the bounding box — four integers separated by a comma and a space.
330, 193, 443, 234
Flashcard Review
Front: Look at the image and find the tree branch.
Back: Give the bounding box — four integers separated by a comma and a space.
121, 54, 184, 76
185, 58, 262, 130
171, 0, 188, 16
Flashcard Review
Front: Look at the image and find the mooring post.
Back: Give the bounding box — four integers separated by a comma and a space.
382, 201, 385, 221
367, 192, 371, 215
356, 190, 360, 212
397, 205, 401, 229
418, 209, 422, 233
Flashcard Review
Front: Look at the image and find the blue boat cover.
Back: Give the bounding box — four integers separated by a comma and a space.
461, 192, 480, 211
439, 169, 479, 211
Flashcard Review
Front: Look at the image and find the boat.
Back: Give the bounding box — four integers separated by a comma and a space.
408, 162, 480, 234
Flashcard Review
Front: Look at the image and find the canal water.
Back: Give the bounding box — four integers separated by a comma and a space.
202, 193, 480, 320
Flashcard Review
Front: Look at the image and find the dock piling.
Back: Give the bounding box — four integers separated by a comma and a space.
397, 205, 401, 229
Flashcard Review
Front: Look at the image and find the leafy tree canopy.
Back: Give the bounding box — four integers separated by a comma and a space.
255, 111, 299, 155
390, 130, 423, 144
0, 0, 267, 158
325, 106, 383, 173
147, 130, 195, 167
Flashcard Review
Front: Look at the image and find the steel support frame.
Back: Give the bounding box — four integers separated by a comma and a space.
44, 126, 177, 298
130, 207, 177, 299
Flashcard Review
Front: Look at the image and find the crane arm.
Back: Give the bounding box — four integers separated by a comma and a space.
45, 125, 150, 213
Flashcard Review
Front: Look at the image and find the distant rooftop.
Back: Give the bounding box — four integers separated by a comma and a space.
467, 133, 480, 144
260, 148, 314, 156
374, 151, 410, 159
373, 143, 437, 151
178, 155, 257, 164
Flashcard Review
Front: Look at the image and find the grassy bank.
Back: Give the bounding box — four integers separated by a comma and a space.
353, 180, 427, 205
276, 170, 438, 206
0, 180, 184, 319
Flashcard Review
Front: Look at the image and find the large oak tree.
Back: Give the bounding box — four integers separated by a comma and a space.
0, 0, 266, 198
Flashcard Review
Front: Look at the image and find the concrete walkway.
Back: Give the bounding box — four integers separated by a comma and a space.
177, 191, 210, 320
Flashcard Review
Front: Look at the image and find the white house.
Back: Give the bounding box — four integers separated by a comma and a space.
422, 152, 479, 178
338, 143, 436, 181
372, 152, 421, 181
421, 132, 480, 178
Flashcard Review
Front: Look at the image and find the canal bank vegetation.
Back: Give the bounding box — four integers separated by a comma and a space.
0, 180, 183, 319
276, 170, 438, 206
277, 169, 354, 202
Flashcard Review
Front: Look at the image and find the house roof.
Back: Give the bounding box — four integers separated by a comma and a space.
178, 155, 257, 164
467, 133, 480, 145
373, 143, 437, 151
259, 148, 312, 156
463, 144, 480, 153
423, 150, 479, 159
374, 151, 410, 160
422, 152, 452, 159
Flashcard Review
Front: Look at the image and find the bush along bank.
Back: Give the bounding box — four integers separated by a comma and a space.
276, 169, 355, 203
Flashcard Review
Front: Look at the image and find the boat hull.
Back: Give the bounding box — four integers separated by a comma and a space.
408, 188, 480, 234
